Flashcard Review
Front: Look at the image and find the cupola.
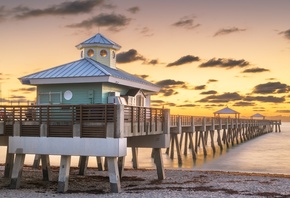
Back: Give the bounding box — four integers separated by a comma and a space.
76, 33, 121, 69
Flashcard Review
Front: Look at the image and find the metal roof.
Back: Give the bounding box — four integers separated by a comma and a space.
76, 33, 121, 50
214, 107, 240, 114
19, 58, 160, 92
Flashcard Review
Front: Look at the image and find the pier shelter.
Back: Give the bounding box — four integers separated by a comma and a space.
1, 33, 170, 193
214, 106, 240, 119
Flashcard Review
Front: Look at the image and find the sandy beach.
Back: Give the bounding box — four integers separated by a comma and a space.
1, 165, 290, 198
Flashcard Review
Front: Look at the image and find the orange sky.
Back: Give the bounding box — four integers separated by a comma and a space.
1, 0, 290, 118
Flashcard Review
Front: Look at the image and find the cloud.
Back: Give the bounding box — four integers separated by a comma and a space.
127, 6, 140, 14
200, 90, 217, 95
172, 16, 201, 30
176, 104, 199, 107
194, 85, 206, 90
214, 27, 246, 37
134, 74, 149, 79
167, 55, 200, 67
233, 101, 255, 107
155, 79, 191, 97
207, 79, 218, 83
276, 109, 290, 113
67, 13, 131, 31
146, 59, 160, 65
199, 58, 249, 69
252, 82, 290, 94
116, 49, 145, 63
156, 79, 186, 87
244, 95, 285, 103
0, 73, 10, 81
151, 100, 176, 107
14, 0, 105, 19
242, 67, 270, 73
197, 92, 243, 103
279, 29, 290, 40
11, 87, 36, 93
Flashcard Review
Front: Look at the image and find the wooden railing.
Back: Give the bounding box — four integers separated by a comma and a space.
0, 105, 166, 138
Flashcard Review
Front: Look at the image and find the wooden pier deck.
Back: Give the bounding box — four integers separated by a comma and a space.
0, 104, 281, 193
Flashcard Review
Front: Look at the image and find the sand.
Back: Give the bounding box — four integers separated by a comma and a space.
1, 165, 290, 198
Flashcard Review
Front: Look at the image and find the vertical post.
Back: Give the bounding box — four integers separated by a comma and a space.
10, 153, 25, 189
41, 155, 52, 181
132, 147, 138, 169
96, 157, 104, 171
153, 148, 165, 180
78, 156, 88, 175
4, 144, 14, 178
57, 155, 71, 193
118, 156, 125, 178
107, 157, 121, 193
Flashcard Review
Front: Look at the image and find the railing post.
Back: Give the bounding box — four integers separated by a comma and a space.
115, 104, 124, 138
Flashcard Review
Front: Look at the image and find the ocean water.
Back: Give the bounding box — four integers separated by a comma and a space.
0, 122, 289, 175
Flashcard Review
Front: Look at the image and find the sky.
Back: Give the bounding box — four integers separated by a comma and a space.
0, 0, 290, 118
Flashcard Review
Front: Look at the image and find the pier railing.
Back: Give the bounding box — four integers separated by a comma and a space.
0, 104, 166, 138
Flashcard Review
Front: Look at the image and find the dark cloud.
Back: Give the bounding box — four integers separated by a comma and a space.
194, 85, 206, 90
276, 109, 290, 113
279, 29, 290, 40
155, 79, 193, 97
172, 16, 201, 30
67, 13, 131, 31
159, 88, 178, 97
127, 6, 140, 14
214, 27, 246, 37
150, 100, 176, 107
197, 92, 243, 103
252, 82, 290, 94
199, 58, 249, 69
176, 104, 199, 107
244, 95, 285, 103
14, 0, 105, 19
147, 59, 159, 65
11, 87, 36, 93
200, 90, 217, 95
207, 79, 218, 83
134, 74, 149, 79
156, 79, 185, 87
233, 101, 255, 107
242, 67, 270, 73
116, 49, 145, 63
167, 55, 200, 67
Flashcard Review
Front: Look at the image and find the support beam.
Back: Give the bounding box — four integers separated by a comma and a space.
41, 155, 52, 181
57, 155, 71, 193
107, 157, 121, 193
96, 157, 104, 171
153, 148, 165, 180
4, 149, 14, 178
78, 156, 88, 175
10, 154, 25, 189
132, 147, 138, 169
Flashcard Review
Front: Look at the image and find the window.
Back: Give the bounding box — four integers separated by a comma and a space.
100, 49, 107, 57
38, 92, 62, 104
87, 49, 94, 57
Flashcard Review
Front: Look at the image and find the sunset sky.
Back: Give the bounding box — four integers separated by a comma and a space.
0, 0, 290, 117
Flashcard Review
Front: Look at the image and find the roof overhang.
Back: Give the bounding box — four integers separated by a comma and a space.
19, 76, 160, 92
76, 43, 121, 50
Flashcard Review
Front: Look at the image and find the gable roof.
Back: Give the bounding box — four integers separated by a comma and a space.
125, 89, 145, 97
76, 33, 121, 50
19, 58, 160, 92
251, 113, 265, 118
214, 107, 240, 114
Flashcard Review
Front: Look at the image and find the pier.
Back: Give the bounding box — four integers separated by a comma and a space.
0, 104, 281, 193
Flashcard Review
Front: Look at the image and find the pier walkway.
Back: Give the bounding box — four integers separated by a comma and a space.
0, 104, 281, 193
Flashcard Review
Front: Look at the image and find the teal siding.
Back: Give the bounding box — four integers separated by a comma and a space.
37, 83, 102, 104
